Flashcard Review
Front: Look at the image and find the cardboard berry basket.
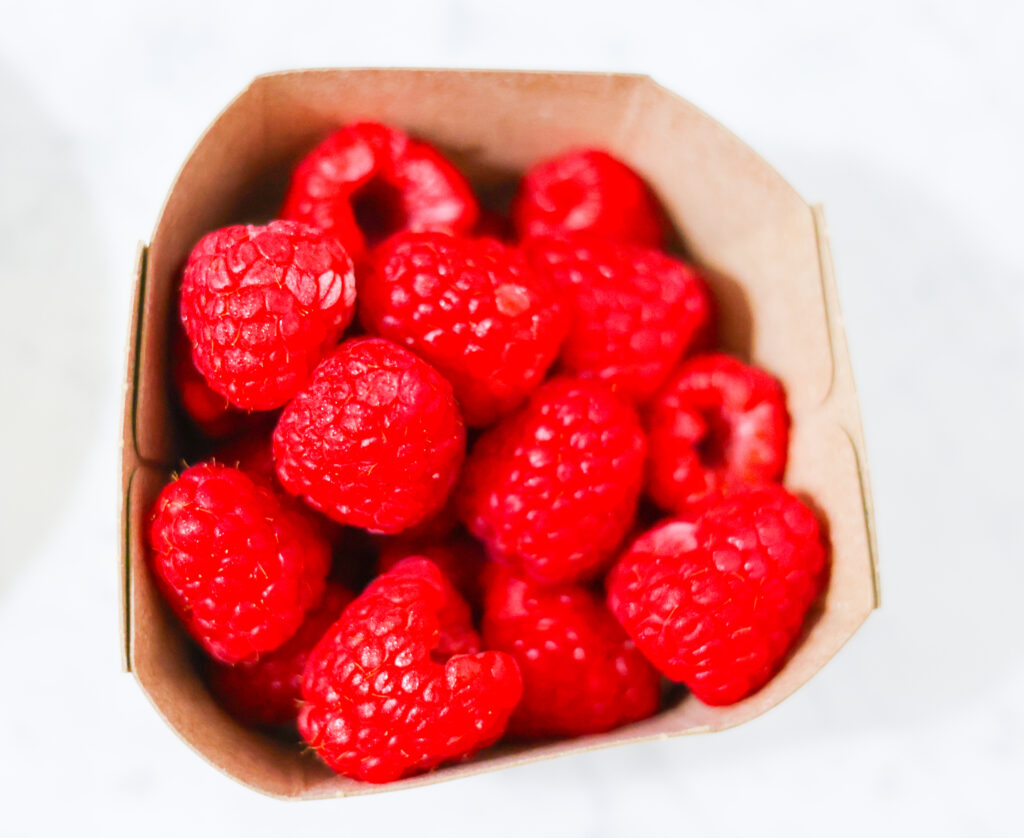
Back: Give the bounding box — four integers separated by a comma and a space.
119, 68, 879, 799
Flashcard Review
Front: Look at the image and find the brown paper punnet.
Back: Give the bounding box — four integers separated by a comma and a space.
120, 69, 878, 799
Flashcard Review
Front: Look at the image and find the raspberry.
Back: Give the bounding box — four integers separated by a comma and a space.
512, 149, 664, 246
378, 533, 486, 608
359, 232, 567, 427
458, 378, 646, 585
147, 463, 331, 664
171, 326, 245, 438
607, 486, 828, 705
180, 221, 356, 411
208, 582, 353, 726
281, 121, 479, 259
646, 354, 789, 511
299, 558, 522, 783
523, 235, 710, 403
273, 338, 466, 534
482, 566, 660, 738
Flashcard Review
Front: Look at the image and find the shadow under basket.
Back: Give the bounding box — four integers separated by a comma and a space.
119, 68, 880, 799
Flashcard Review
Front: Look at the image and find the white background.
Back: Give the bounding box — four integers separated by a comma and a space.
1, 1, 1022, 835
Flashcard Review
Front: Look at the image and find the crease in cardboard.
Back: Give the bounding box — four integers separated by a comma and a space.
120, 469, 135, 673
840, 427, 881, 607
128, 247, 151, 467
810, 206, 841, 407
810, 204, 880, 603
120, 241, 148, 673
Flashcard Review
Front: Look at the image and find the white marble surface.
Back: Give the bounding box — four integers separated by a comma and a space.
1, 1, 1021, 834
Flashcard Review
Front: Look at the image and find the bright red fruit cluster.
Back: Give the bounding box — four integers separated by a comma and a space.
152, 122, 829, 784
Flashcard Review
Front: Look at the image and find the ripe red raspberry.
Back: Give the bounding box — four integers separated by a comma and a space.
377, 534, 486, 608
458, 378, 646, 585
299, 558, 522, 783
180, 221, 356, 411
607, 486, 828, 705
171, 326, 246, 438
512, 149, 664, 246
281, 121, 479, 259
523, 235, 710, 403
208, 582, 353, 726
482, 566, 660, 738
646, 354, 789, 511
273, 338, 466, 534
147, 463, 331, 664
360, 232, 568, 427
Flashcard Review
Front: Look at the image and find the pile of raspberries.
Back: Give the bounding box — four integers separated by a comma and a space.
151, 121, 829, 784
